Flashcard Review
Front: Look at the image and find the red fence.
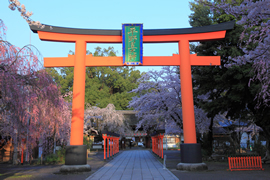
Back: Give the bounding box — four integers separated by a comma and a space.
228, 156, 264, 171
151, 133, 164, 159
102, 134, 120, 160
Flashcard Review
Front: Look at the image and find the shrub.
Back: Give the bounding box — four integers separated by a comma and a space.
252, 140, 266, 157
83, 136, 93, 150
44, 148, 65, 164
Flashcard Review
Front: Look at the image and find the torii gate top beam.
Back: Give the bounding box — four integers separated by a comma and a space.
30, 21, 234, 43
29, 21, 234, 68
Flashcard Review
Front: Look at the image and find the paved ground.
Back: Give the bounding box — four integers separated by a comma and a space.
1, 149, 270, 180
86, 150, 177, 180
162, 150, 270, 180
0, 151, 113, 180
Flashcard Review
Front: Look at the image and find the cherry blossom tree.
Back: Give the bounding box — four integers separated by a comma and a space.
7, 0, 44, 28
195, 0, 270, 158
0, 20, 71, 164
84, 103, 131, 136
128, 66, 210, 136
211, 0, 270, 106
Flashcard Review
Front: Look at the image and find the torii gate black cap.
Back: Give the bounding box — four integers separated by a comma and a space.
30, 21, 235, 36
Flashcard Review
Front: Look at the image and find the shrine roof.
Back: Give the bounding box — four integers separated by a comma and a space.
30, 21, 234, 36
117, 110, 139, 126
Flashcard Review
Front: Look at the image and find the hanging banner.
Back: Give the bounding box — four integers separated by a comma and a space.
122, 24, 143, 65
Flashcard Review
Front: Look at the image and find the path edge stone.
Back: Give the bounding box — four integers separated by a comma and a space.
85, 152, 122, 180
149, 150, 179, 180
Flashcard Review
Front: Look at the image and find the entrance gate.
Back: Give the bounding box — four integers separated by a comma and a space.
30, 21, 234, 169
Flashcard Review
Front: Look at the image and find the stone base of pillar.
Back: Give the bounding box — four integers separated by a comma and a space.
177, 143, 207, 171
180, 143, 202, 163
65, 145, 87, 165
61, 145, 90, 172
177, 163, 207, 171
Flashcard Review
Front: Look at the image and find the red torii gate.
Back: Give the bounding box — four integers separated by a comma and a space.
30, 21, 234, 169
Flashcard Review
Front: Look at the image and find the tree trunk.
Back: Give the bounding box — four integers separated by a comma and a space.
262, 138, 270, 161
53, 127, 56, 154
207, 116, 214, 156
179, 133, 182, 147
53, 138, 56, 154
12, 135, 18, 165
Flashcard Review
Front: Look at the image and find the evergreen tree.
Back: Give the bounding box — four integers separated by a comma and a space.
189, 0, 258, 156
47, 46, 142, 110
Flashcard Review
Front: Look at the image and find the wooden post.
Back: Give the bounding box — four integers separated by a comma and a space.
158, 135, 160, 157
113, 138, 115, 155
179, 40, 197, 144
70, 40, 86, 145
117, 138, 118, 153
102, 134, 107, 160
21, 146, 23, 165
156, 137, 158, 155
153, 137, 154, 153
155, 137, 157, 155
110, 137, 112, 157
158, 135, 161, 157
21, 139, 25, 165
107, 135, 110, 158
160, 134, 164, 159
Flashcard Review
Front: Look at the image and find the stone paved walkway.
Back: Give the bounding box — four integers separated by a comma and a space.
86, 150, 178, 180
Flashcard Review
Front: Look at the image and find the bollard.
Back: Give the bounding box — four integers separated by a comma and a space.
163, 155, 167, 169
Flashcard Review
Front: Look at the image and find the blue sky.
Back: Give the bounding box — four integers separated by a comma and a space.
1, 0, 192, 72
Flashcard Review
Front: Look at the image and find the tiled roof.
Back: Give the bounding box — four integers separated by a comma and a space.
117, 110, 139, 126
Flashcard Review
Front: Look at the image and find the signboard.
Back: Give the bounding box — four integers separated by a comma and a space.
122, 24, 143, 65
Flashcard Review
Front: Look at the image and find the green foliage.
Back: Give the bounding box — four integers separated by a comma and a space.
84, 65, 141, 110
252, 139, 267, 157
189, 0, 270, 157
189, 1, 270, 145
201, 148, 210, 158
44, 148, 65, 164
2, 174, 32, 178
92, 46, 117, 57
199, 133, 213, 156
47, 46, 142, 110
189, 0, 260, 120
44, 154, 58, 164
189, 0, 262, 157
45, 68, 63, 88
167, 147, 180, 150
189, 0, 212, 27
83, 136, 93, 150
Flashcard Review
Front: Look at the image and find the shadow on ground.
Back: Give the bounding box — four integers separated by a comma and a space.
160, 150, 270, 180
0, 151, 119, 180
1, 150, 270, 180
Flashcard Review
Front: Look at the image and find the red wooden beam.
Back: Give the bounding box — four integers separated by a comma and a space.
44, 54, 220, 67
37, 30, 226, 43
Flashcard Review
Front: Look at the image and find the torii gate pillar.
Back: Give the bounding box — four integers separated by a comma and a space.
70, 40, 86, 146
30, 21, 234, 171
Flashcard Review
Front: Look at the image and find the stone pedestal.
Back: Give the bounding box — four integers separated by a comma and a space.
60, 145, 91, 172
180, 143, 202, 163
177, 143, 208, 171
